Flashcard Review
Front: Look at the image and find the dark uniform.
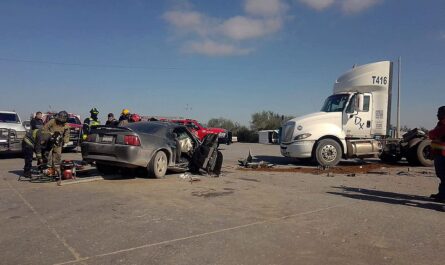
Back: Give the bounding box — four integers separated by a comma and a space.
43, 112, 70, 166
30, 117, 44, 130
22, 129, 57, 177
105, 113, 118, 126
429, 106, 445, 202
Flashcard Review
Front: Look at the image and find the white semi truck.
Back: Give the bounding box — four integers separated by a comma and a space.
280, 60, 433, 167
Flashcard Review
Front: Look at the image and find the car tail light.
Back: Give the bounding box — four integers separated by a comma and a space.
124, 135, 141, 146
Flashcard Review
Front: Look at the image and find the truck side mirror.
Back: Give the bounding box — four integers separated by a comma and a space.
356, 94, 364, 112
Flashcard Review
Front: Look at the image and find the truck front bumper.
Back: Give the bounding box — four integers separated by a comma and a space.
280, 140, 315, 158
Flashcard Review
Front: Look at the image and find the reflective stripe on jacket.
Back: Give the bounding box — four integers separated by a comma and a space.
431, 140, 445, 156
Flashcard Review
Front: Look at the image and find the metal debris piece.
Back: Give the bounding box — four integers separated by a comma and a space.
346, 173, 356, 177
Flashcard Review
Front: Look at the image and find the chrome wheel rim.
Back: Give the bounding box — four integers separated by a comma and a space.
321, 144, 337, 162
155, 153, 167, 174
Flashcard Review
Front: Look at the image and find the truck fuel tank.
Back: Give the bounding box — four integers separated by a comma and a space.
346, 139, 382, 158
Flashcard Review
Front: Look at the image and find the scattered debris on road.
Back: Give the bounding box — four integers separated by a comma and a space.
238, 149, 275, 169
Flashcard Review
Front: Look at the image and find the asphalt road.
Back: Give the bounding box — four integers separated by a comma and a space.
0, 143, 444, 265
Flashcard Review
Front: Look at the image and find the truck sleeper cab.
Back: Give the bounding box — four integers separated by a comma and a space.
281, 61, 391, 166
281, 60, 433, 167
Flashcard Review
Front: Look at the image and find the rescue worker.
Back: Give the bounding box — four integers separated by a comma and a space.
43, 111, 70, 167
429, 106, 445, 202
30, 111, 44, 130
22, 129, 60, 178
83, 108, 101, 139
118, 109, 131, 127
105, 113, 118, 126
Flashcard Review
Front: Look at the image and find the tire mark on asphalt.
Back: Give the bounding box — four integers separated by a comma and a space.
5, 181, 84, 263
53, 201, 354, 265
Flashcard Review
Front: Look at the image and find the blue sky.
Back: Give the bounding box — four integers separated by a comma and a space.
0, 0, 444, 129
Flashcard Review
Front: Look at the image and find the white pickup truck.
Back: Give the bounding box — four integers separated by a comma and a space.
0, 111, 27, 154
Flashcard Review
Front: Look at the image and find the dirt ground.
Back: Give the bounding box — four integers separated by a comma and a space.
0, 143, 444, 265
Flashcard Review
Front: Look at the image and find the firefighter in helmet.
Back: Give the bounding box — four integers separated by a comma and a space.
118, 109, 131, 127
83, 108, 101, 140
42, 111, 70, 167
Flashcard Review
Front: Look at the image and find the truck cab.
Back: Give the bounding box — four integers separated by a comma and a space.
280, 61, 392, 166
0, 111, 27, 153
170, 119, 232, 145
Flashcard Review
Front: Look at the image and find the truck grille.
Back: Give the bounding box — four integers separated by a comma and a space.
0, 128, 24, 143
281, 121, 295, 143
69, 128, 81, 141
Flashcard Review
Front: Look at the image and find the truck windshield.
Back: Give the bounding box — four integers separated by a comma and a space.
321, 94, 350, 112
0, 113, 20, 123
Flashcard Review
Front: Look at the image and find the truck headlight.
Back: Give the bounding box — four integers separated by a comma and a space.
293, 133, 311, 141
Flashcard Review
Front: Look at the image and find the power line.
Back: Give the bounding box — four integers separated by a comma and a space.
0, 57, 184, 70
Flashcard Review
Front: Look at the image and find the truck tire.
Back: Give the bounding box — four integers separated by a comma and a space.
416, 140, 434, 167
315, 139, 342, 167
148, 151, 168, 178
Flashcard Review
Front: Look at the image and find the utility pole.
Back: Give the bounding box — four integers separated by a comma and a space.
396, 57, 401, 138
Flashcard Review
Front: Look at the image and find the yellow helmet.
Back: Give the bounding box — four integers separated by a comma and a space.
122, 109, 130, 115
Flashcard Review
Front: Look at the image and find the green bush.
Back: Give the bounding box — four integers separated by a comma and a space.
237, 126, 259, 143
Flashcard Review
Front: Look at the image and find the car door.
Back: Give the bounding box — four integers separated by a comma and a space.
343, 93, 373, 138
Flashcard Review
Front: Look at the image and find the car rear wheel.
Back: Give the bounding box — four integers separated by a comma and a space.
148, 151, 168, 178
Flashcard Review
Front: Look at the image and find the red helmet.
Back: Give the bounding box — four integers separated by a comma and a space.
130, 114, 141, 122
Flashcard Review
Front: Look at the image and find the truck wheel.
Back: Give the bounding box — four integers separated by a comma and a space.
416, 140, 434, 167
315, 139, 342, 167
148, 151, 168, 178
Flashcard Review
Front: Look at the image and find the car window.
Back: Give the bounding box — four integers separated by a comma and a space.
0, 113, 20, 123
68, 117, 81, 124
128, 122, 167, 136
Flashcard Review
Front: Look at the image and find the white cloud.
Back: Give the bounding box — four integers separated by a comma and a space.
220, 16, 283, 40
341, 0, 380, 14
183, 40, 253, 56
163, 10, 218, 37
244, 0, 288, 17
163, 0, 288, 56
299, 0, 335, 11
298, 0, 381, 13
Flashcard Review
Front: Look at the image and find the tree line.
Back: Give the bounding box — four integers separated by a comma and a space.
207, 111, 294, 143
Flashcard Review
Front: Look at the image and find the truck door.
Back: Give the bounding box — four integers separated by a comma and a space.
343, 93, 372, 138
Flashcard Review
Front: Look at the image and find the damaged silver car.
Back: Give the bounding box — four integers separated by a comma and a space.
81, 121, 222, 178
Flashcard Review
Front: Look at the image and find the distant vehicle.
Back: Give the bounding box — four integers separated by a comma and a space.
81, 121, 223, 178
41, 112, 82, 151
280, 60, 433, 167
168, 118, 232, 145
22, 120, 31, 131
259, 130, 279, 144
0, 111, 27, 154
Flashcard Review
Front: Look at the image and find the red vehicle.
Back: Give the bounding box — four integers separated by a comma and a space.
169, 119, 232, 145
41, 112, 83, 150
